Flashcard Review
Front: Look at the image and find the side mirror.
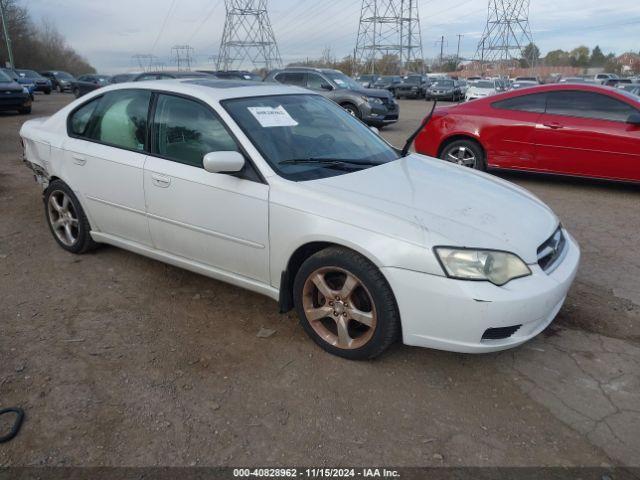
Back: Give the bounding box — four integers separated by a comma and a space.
626, 113, 640, 126
203, 151, 245, 174
320, 83, 333, 91
369, 126, 380, 135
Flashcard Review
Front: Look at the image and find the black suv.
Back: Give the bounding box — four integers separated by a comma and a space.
395, 75, 429, 99
264, 67, 399, 128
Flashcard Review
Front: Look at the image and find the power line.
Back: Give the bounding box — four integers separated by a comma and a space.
0, 1, 14, 68
151, 0, 178, 54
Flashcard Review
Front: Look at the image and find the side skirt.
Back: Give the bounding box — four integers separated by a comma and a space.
91, 232, 280, 302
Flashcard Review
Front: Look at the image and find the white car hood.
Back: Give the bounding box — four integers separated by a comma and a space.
467, 87, 495, 95
301, 155, 558, 264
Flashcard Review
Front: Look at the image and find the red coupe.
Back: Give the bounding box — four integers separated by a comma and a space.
415, 84, 640, 183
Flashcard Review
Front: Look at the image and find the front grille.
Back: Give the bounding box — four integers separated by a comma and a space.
537, 227, 566, 272
482, 325, 522, 340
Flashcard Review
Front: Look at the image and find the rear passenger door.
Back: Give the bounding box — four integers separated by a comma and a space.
64, 89, 153, 246
143, 93, 270, 282
484, 93, 546, 169
534, 90, 640, 180
274, 72, 307, 88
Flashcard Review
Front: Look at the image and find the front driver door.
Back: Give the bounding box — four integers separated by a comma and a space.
480, 92, 546, 169
143, 93, 270, 283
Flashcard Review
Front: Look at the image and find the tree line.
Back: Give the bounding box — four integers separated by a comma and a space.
0, 0, 95, 75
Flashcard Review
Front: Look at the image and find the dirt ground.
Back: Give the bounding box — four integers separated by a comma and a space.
1, 93, 639, 467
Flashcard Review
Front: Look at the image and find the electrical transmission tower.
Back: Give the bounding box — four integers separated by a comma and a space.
132, 54, 158, 72
217, 0, 282, 71
475, 0, 535, 68
355, 0, 424, 74
171, 45, 195, 71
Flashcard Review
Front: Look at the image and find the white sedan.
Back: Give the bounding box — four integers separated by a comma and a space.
465, 79, 500, 101
20, 79, 580, 359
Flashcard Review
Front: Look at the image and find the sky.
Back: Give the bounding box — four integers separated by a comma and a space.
23, 0, 640, 73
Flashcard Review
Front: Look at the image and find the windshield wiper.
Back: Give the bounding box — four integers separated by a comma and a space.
280, 158, 383, 170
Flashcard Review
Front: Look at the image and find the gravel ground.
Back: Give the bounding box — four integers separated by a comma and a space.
0, 93, 639, 467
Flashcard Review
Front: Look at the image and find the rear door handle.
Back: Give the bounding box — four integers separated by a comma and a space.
151, 174, 171, 188
72, 155, 87, 166
543, 122, 564, 130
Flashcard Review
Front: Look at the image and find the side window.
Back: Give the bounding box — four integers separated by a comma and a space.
275, 72, 306, 87
307, 73, 326, 90
547, 91, 638, 122
153, 94, 238, 168
69, 97, 101, 137
88, 90, 151, 151
492, 93, 547, 113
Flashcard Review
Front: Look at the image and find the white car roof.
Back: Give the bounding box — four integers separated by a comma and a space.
97, 78, 313, 103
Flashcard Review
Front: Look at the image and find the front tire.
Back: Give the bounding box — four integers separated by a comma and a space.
440, 139, 486, 170
293, 247, 400, 360
342, 103, 360, 119
73, 88, 81, 98
18, 106, 31, 114
44, 180, 98, 254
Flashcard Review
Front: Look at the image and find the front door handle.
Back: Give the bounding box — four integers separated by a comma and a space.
72, 155, 87, 166
151, 174, 171, 188
543, 122, 564, 130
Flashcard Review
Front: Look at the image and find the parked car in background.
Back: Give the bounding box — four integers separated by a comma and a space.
559, 76, 589, 84
603, 78, 633, 88
465, 79, 500, 101
265, 67, 398, 128
0, 69, 32, 114
466, 76, 482, 83
372, 75, 403, 96
40, 71, 76, 92
458, 79, 469, 97
198, 70, 262, 81
20, 79, 580, 359
1, 68, 36, 97
415, 84, 640, 183
514, 76, 540, 84
72, 74, 112, 98
395, 74, 428, 99
110, 73, 138, 84
426, 79, 463, 101
16, 69, 52, 94
621, 83, 640, 96
595, 73, 618, 84
355, 74, 378, 89
133, 71, 212, 82
510, 80, 538, 90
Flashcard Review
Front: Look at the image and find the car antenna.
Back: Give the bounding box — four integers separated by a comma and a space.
401, 99, 438, 157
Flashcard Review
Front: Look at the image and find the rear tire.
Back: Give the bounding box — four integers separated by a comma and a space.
56, 85, 62, 93
44, 89, 51, 95
44, 180, 98, 254
293, 247, 400, 360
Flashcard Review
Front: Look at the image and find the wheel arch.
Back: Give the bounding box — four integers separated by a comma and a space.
437, 134, 486, 159
278, 240, 384, 314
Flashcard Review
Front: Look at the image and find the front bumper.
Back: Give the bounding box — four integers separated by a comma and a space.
362, 99, 399, 126
0, 93, 31, 111
382, 230, 580, 353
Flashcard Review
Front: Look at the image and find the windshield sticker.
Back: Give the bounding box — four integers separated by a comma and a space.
248, 105, 299, 128
334, 79, 346, 86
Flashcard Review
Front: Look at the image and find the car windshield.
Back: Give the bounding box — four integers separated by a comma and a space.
358, 75, 376, 82
475, 81, 495, 89
403, 76, 421, 84
55, 72, 74, 80
0, 70, 12, 82
18, 70, 41, 79
433, 80, 454, 87
223, 94, 399, 181
323, 71, 361, 90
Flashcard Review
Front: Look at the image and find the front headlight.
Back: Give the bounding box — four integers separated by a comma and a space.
434, 248, 531, 286
364, 96, 384, 105
22, 87, 29, 94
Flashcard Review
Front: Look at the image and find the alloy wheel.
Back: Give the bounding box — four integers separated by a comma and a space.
302, 267, 377, 350
47, 191, 79, 246
445, 146, 477, 168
